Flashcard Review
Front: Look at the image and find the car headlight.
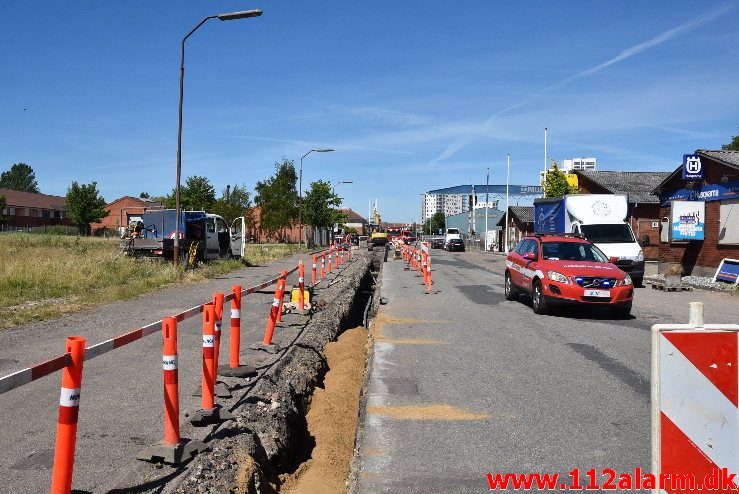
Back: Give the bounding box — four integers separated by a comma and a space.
617, 274, 633, 286
547, 271, 570, 283
636, 250, 644, 262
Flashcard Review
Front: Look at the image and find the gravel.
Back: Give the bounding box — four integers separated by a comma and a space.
645, 273, 738, 292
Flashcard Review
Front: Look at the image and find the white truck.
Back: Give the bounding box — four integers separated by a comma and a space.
445, 227, 462, 244
120, 209, 246, 264
534, 194, 645, 286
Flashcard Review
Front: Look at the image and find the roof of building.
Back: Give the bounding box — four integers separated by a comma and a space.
575, 170, 671, 203
426, 184, 543, 196
651, 149, 739, 194
0, 188, 67, 210
496, 206, 534, 226
339, 208, 366, 224
106, 196, 147, 207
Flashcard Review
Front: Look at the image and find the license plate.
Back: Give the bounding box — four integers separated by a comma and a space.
584, 289, 610, 298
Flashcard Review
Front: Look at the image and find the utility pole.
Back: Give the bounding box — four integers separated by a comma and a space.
504, 154, 510, 253
484, 167, 489, 252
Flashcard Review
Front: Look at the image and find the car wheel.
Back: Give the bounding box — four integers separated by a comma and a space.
609, 303, 632, 318
532, 280, 548, 315
504, 272, 518, 301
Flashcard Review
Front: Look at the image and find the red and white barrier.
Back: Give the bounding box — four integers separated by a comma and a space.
651, 308, 739, 493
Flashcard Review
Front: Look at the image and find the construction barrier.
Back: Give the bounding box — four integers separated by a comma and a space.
312, 255, 317, 285
651, 302, 739, 491
321, 252, 326, 279
0, 253, 350, 491
50, 336, 86, 494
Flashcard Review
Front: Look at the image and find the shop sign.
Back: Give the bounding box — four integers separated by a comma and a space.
671, 200, 704, 240
714, 258, 739, 285
660, 179, 739, 205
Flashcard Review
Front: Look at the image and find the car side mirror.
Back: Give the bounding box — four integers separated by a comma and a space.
523, 252, 537, 261
609, 256, 619, 264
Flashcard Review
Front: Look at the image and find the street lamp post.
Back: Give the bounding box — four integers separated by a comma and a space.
174, 9, 262, 266
298, 148, 334, 247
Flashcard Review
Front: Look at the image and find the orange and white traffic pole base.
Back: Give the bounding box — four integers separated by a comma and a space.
137, 318, 207, 464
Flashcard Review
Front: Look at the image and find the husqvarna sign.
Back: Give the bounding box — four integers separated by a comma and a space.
682, 154, 703, 180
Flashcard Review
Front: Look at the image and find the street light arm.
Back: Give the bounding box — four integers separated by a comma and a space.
181, 16, 218, 65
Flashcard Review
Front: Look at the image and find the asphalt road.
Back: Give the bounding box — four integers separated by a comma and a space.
354, 248, 739, 493
0, 250, 357, 494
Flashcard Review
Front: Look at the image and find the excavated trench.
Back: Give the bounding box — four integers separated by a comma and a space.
167, 250, 382, 494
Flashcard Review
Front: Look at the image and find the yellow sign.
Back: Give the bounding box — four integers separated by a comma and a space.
566, 173, 578, 188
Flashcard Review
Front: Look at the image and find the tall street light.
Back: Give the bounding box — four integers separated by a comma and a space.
174, 9, 263, 266
298, 148, 334, 246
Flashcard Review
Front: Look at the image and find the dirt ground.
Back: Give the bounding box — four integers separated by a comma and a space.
280, 326, 369, 493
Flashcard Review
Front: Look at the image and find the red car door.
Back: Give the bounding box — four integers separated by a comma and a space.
508, 239, 529, 290
519, 239, 539, 293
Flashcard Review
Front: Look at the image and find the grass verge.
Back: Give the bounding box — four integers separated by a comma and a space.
0, 234, 305, 329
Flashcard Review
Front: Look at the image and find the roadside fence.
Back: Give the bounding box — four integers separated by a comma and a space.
0, 245, 356, 493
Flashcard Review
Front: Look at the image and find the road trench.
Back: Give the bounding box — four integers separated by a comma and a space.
159, 250, 382, 494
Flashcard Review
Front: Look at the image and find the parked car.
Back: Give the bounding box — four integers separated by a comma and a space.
504, 234, 633, 317
431, 238, 445, 249
446, 238, 465, 252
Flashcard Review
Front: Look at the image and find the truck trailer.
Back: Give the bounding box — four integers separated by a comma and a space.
533, 195, 644, 286
120, 209, 246, 264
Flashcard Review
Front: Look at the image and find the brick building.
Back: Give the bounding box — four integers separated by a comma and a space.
574, 170, 671, 260
497, 206, 533, 251
90, 196, 163, 234
0, 188, 72, 230
652, 149, 739, 277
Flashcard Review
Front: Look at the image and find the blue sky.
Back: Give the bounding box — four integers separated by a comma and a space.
1, 1, 738, 222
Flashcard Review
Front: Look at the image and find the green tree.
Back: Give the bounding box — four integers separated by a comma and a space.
544, 160, 578, 198
423, 211, 446, 234
139, 192, 150, 199
0, 163, 40, 193
162, 176, 216, 211
66, 181, 108, 235
302, 180, 342, 228
254, 159, 298, 241
210, 184, 253, 224
0, 194, 6, 223
723, 128, 739, 151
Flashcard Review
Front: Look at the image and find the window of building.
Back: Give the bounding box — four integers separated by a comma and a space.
719, 198, 739, 244
42, 209, 51, 218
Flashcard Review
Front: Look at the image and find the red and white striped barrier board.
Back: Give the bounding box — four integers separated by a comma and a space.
0, 266, 299, 396
651, 323, 739, 493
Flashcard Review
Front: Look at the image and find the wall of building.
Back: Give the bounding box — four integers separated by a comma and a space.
657, 158, 739, 277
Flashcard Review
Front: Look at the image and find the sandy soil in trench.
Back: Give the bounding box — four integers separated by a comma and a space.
280, 326, 369, 493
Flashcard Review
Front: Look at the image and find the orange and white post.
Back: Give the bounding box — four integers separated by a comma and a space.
298, 260, 305, 311
201, 304, 216, 412
213, 292, 225, 369
277, 270, 288, 323
229, 285, 242, 369
321, 252, 326, 279
51, 336, 86, 494
311, 255, 317, 285
262, 278, 286, 346
426, 256, 433, 293
327, 249, 333, 273
162, 317, 180, 446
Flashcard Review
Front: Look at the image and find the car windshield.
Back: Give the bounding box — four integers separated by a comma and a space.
541, 241, 609, 262
447, 229, 460, 234
580, 224, 635, 243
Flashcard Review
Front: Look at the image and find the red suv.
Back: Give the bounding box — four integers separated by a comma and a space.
505, 234, 634, 317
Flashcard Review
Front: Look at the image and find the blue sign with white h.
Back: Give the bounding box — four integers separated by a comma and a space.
682, 154, 703, 180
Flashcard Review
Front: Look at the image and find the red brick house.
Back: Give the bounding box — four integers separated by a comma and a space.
574, 170, 671, 260
90, 196, 163, 234
0, 188, 72, 230
651, 149, 739, 277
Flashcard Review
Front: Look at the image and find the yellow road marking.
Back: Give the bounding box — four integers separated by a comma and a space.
367, 404, 490, 421
372, 312, 448, 345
